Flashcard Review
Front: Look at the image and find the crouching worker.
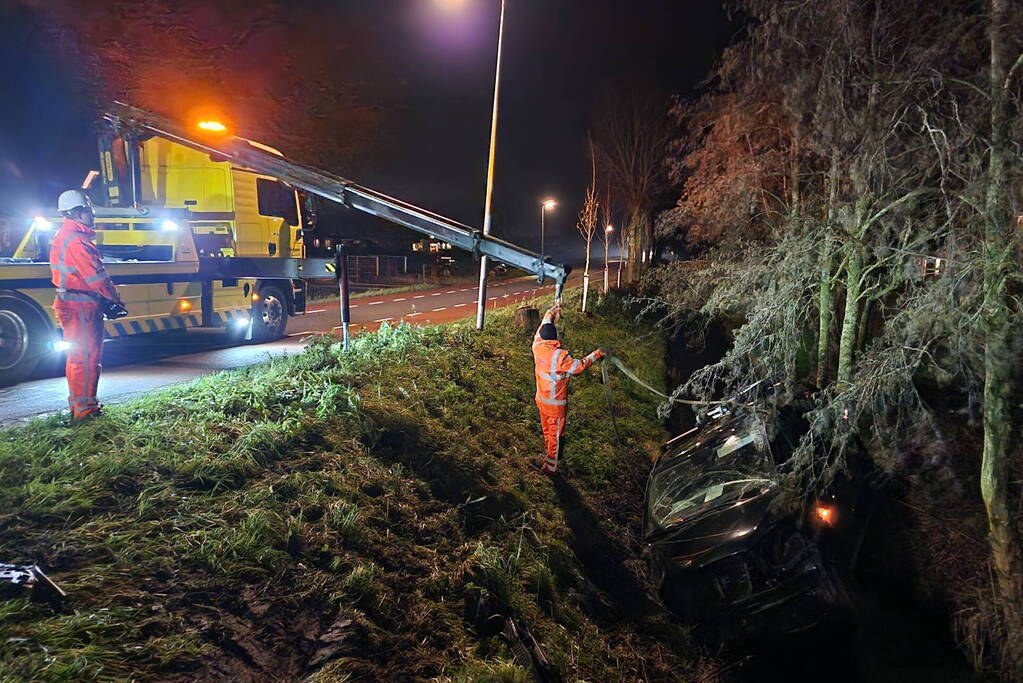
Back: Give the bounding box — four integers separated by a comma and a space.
531, 303, 605, 474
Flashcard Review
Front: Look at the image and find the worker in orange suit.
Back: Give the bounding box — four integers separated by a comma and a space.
49, 190, 123, 420
531, 303, 605, 474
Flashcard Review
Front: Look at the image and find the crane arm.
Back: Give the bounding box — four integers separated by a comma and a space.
102, 102, 569, 289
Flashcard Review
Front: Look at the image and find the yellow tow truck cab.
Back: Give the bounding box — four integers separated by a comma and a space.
0, 132, 310, 385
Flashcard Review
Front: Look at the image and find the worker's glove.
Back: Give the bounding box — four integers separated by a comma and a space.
101, 298, 129, 320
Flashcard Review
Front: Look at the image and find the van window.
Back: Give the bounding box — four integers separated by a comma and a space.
256, 178, 299, 226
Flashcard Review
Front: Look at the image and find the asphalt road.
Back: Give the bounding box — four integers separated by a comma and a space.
0, 274, 580, 425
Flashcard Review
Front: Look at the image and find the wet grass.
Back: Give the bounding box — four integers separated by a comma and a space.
0, 291, 715, 681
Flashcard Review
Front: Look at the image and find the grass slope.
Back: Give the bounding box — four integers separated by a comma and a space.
0, 292, 713, 682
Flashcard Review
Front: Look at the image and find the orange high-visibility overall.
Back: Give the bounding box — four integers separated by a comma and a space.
531, 314, 604, 473
49, 218, 120, 418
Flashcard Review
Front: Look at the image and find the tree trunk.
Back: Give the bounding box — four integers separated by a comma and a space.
981, 0, 1023, 669
816, 159, 840, 388
581, 241, 591, 312
514, 306, 540, 333
625, 208, 651, 283
855, 298, 871, 353
836, 243, 862, 386
816, 239, 834, 388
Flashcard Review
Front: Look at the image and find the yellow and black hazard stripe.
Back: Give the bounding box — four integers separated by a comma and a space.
102, 308, 250, 338
209, 308, 251, 327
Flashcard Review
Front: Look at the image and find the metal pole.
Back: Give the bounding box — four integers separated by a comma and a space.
475, 0, 507, 331
540, 205, 545, 263
336, 243, 351, 351
603, 235, 610, 292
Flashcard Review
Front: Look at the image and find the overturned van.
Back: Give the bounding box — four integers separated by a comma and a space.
643, 403, 869, 640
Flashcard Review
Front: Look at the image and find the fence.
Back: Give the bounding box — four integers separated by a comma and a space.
347, 255, 408, 283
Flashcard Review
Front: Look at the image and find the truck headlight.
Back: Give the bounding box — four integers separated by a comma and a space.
161, 220, 179, 231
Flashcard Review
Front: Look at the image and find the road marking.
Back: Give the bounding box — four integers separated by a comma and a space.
460, 288, 470, 292
393, 297, 406, 301
445, 290, 457, 294
406, 312, 422, 317
431, 292, 442, 296
488, 297, 497, 301
414, 295, 426, 299
432, 307, 447, 312
350, 304, 359, 308
368, 301, 383, 306
454, 303, 467, 307
305, 309, 327, 314
375, 317, 392, 322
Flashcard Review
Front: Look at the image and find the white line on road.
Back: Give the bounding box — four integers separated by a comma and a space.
488, 297, 497, 301
460, 288, 470, 292
432, 307, 447, 312
431, 292, 442, 296
393, 297, 406, 301
445, 290, 457, 294
350, 304, 359, 308
406, 312, 422, 317
414, 295, 426, 299
305, 309, 327, 314
368, 301, 384, 305
454, 303, 467, 307
375, 317, 392, 322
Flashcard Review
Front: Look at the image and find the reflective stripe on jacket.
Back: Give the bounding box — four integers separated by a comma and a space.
531, 317, 602, 407
49, 219, 119, 304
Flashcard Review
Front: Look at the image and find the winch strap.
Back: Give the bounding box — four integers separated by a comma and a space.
605, 354, 727, 407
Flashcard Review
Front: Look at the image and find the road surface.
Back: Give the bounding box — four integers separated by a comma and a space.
0, 276, 577, 425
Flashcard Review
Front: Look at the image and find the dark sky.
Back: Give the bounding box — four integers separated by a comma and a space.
0, 0, 732, 261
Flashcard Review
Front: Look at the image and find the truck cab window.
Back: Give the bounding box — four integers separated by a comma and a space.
256, 178, 299, 226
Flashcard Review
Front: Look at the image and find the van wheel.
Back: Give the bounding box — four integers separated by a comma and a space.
250, 285, 288, 343
0, 299, 52, 386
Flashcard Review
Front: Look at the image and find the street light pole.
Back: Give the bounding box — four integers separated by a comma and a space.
539, 198, 555, 265
541, 203, 546, 261
474, 0, 507, 331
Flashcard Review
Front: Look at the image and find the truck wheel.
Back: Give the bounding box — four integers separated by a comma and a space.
0, 299, 52, 386
250, 285, 288, 343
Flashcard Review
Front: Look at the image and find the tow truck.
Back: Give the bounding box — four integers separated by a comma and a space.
0, 103, 568, 385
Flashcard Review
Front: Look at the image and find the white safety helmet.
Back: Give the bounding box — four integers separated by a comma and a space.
57, 189, 92, 214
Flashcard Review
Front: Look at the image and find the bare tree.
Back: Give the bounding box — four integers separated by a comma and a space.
592, 88, 672, 283
576, 140, 599, 312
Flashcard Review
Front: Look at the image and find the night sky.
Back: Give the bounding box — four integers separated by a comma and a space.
0, 0, 732, 261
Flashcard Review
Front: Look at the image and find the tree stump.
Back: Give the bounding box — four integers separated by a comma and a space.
515, 306, 540, 333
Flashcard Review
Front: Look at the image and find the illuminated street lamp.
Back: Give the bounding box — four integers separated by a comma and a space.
603, 224, 613, 293
540, 198, 557, 263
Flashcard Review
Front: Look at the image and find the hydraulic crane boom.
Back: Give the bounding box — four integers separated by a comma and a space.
102, 102, 569, 292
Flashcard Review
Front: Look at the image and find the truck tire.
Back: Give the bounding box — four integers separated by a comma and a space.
250, 284, 288, 343
0, 298, 53, 387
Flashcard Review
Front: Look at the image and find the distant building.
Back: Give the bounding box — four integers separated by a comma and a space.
411, 238, 453, 254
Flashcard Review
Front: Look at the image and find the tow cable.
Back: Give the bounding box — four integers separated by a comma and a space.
599, 354, 729, 454
603, 353, 728, 406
